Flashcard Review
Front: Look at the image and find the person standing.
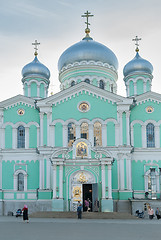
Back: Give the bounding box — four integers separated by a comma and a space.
22, 205, 29, 223
148, 206, 154, 220
77, 201, 82, 219
155, 208, 161, 219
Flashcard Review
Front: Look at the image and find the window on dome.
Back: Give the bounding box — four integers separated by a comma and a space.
99, 80, 105, 90
18, 173, 24, 191
17, 126, 25, 148
68, 123, 76, 147
84, 79, 90, 84
111, 84, 114, 93
80, 122, 89, 140
146, 123, 155, 148
71, 81, 75, 87
94, 122, 102, 146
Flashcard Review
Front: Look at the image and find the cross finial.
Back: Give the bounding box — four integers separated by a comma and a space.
32, 40, 40, 56
132, 36, 141, 52
81, 11, 94, 36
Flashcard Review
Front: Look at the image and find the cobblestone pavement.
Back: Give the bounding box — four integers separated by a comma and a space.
0, 216, 160, 240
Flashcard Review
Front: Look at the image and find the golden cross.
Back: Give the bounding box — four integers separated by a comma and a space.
132, 36, 141, 52
81, 11, 94, 29
32, 40, 40, 56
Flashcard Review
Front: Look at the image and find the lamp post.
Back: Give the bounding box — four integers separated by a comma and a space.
150, 168, 156, 200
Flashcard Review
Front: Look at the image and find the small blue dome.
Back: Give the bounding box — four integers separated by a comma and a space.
123, 52, 153, 78
22, 56, 50, 80
58, 37, 118, 72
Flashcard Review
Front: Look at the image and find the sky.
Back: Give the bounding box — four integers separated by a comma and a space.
0, 0, 161, 101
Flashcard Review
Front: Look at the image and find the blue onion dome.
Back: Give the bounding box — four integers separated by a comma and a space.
123, 51, 153, 78
22, 55, 50, 80
58, 34, 118, 72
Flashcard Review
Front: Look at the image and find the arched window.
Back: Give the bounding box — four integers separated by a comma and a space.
94, 122, 102, 146
18, 173, 24, 191
111, 84, 114, 93
17, 126, 25, 148
71, 81, 75, 87
146, 123, 155, 147
68, 123, 76, 147
99, 80, 105, 89
80, 122, 89, 140
84, 79, 90, 84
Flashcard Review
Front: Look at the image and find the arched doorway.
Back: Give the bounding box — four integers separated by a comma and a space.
69, 170, 98, 211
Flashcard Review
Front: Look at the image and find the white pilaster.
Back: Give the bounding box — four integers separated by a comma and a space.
12, 127, 17, 149
89, 124, 94, 146
108, 164, 112, 199
59, 164, 63, 199
126, 156, 132, 190
1, 128, 5, 149
47, 112, 52, 146
102, 124, 107, 147
118, 111, 123, 146
37, 127, 40, 147
118, 154, 124, 190
76, 125, 80, 139
39, 158, 44, 189
126, 84, 129, 97
39, 112, 44, 146
46, 157, 51, 189
53, 165, 57, 199
25, 127, 29, 149
50, 125, 55, 147
131, 126, 134, 146
63, 125, 68, 147
126, 111, 130, 146
155, 126, 160, 148
142, 125, 146, 148
134, 82, 137, 95
143, 81, 146, 93
0, 156, 2, 189
28, 84, 31, 97
101, 164, 105, 199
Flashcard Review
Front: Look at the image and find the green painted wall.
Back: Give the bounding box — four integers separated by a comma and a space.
25, 84, 28, 97
131, 160, 144, 190
40, 83, 44, 98
55, 122, 63, 147
29, 125, 37, 148
129, 81, 134, 96
146, 81, 150, 92
27, 160, 39, 189
122, 112, 127, 145
112, 159, 118, 190
31, 82, 37, 98
4, 103, 40, 124
137, 79, 143, 95
5, 125, 12, 149
52, 91, 117, 121
133, 123, 142, 147
43, 114, 47, 146
107, 122, 115, 146
2, 161, 15, 189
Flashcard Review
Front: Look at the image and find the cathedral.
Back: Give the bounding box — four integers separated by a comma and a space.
0, 12, 161, 215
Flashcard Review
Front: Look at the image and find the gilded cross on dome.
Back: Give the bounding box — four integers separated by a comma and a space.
132, 36, 141, 52
32, 40, 40, 56
81, 11, 94, 37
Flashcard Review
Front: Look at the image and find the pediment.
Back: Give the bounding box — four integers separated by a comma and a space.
0, 95, 35, 109
135, 91, 161, 105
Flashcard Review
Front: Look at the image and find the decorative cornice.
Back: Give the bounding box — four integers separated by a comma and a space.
135, 91, 161, 105
0, 95, 35, 109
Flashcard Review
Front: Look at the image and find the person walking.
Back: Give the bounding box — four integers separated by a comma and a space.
22, 205, 29, 223
155, 208, 161, 219
148, 206, 154, 220
77, 201, 82, 219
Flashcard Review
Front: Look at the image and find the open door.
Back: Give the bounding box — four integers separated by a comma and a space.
92, 183, 99, 212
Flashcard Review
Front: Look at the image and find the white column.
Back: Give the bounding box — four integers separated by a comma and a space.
37, 85, 40, 98
24, 175, 27, 191
131, 125, 134, 146
37, 127, 40, 147
28, 84, 31, 97
102, 124, 107, 147
115, 124, 119, 146
143, 81, 146, 93
134, 82, 137, 95
46, 157, 51, 189
63, 125, 68, 147
47, 112, 52, 146
142, 125, 146, 148
59, 164, 63, 199
12, 127, 17, 149
126, 156, 132, 190
118, 111, 123, 146
25, 127, 29, 149
53, 165, 57, 199
39, 112, 44, 146
50, 125, 55, 147
0, 157, 2, 189
76, 125, 80, 139
155, 126, 160, 148
89, 124, 94, 146
108, 164, 112, 199
126, 84, 129, 97
39, 158, 44, 189
101, 164, 105, 199
118, 154, 124, 190
44, 87, 47, 98
126, 111, 130, 146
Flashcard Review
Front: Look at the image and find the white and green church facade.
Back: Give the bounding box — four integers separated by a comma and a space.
0, 20, 161, 215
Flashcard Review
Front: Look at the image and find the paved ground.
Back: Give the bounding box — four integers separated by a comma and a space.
0, 216, 161, 240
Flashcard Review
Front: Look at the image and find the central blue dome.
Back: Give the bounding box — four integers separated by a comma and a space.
58, 37, 118, 72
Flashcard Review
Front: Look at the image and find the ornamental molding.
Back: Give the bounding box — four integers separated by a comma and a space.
131, 119, 161, 127
24, 80, 48, 87
0, 95, 35, 109
22, 75, 50, 84
125, 76, 152, 85
38, 82, 126, 107
135, 91, 161, 105
59, 60, 117, 74
2, 121, 39, 128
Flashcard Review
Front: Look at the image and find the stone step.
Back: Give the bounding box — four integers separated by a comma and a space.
30, 211, 136, 219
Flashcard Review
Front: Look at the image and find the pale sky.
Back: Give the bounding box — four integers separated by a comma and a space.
0, 0, 161, 101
